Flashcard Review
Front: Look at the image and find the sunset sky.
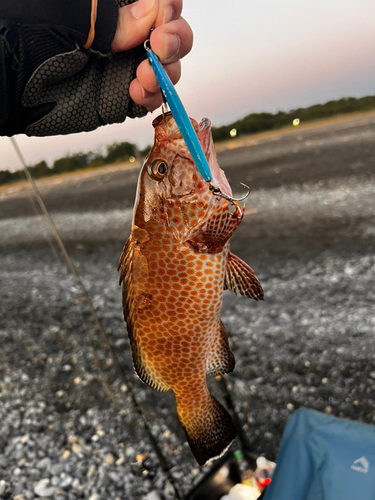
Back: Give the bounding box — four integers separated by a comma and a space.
1, 0, 375, 171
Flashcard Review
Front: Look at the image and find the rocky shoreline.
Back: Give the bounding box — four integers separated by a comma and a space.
0, 114, 374, 499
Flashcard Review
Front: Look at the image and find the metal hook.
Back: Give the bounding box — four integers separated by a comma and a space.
161, 97, 169, 123
209, 182, 251, 205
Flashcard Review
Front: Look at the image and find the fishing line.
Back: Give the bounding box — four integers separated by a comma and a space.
9, 137, 183, 500
15, 155, 64, 268
218, 376, 257, 464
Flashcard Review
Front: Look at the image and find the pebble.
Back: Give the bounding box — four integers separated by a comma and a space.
143, 491, 161, 500
99, 475, 111, 488
108, 472, 120, 483
51, 464, 64, 475
0, 480, 7, 496
60, 476, 73, 489
71, 444, 83, 454
36, 457, 51, 469
20, 435, 30, 444
34, 479, 56, 497
115, 454, 125, 466
125, 446, 135, 458
86, 465, 96, 478
72, 478, 80, 488
104, 453, 114, 465
13, 483, 24, 496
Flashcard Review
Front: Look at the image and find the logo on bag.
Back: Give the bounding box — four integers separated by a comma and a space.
351, 456, 369, 473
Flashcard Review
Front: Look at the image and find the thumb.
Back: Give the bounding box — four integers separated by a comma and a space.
112, 0, 158, 52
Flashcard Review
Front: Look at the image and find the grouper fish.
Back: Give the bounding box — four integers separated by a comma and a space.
118, 112, 263, 465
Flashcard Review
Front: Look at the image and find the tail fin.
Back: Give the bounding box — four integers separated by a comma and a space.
177, 394, 237, 466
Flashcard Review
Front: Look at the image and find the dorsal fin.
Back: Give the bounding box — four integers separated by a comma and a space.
224, 252, 264, 300
118, 237, 168, 392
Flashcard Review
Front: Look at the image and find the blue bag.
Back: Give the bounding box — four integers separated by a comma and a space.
264, 408, 375, 500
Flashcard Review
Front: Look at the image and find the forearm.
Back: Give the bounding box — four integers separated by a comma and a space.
0, 0, 147, 137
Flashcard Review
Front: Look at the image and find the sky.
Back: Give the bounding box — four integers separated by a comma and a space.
1, 0, 375, 171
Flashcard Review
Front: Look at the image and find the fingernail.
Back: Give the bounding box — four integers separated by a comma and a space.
163, 5, 174, 24
164, 34, 180, 62
140, 86, 154, 100
131, 0, 156, 19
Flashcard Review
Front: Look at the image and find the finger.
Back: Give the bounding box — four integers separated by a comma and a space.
154, 0, 182, 26
129, 59, 181, 110
129, 79, 164, 111
136, 59, 181, 93
150, 17, 193, 64
112, 0, 159, 53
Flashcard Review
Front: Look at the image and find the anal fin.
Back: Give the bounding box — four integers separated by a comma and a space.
206, 321, 235, 376
224, 252, 264, 300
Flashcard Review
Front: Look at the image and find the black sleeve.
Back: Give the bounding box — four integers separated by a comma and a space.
0, 0, 148, 137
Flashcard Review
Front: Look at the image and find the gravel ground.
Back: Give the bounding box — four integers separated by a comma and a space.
0, 114, 375, 499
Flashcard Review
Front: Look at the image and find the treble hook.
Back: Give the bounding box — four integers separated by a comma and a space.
209, 182, 251, 205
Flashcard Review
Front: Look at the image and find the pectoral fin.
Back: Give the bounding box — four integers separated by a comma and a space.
225, 252, 264, 300
188, 203, 244, 253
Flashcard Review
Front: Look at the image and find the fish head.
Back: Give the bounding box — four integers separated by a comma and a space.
133, 112, 243, 249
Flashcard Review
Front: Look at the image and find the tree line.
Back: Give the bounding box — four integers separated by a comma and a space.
1, 95, 375, 185
211, 95, 375, 141
0, 142, 151, 185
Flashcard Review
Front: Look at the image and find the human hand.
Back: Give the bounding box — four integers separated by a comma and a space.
111, 0, 193, 111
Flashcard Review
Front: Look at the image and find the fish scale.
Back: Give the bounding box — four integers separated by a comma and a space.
118, 112, 264, 465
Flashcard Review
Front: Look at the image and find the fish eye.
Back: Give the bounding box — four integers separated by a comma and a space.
148, 160, 168, 181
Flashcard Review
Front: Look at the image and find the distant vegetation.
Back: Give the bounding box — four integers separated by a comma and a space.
1, 95, 374, 185
0, 142, 152, 186
211, 95, 375, 141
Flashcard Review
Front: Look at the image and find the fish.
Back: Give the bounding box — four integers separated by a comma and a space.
118, 112, 263, 466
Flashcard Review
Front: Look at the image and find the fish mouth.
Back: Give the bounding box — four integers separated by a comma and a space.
152, 111, 173, 128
